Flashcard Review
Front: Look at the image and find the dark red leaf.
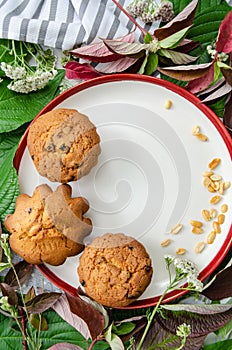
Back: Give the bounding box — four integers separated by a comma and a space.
185, 62, 215, 93
201, 82, 232, 102
70, 32, 135, 63
202, 265, 232, 300
65, 61, 101, 80
29, 313, 48, 331
197, 77, 225, 96
174, 38, 200, 53
4, 260, 33, 289
0, 282, 18, 305
25, 292, 62, 314
157, 306, 232, 337
159, 62, 212, 81
221, 67, 232, 87
216, 10, 232, 53
25, 286, 36, 304
96, 56, 139, 73
102, 38, 147, 57
224, 92, 232, 134
154, 0, 198, 41
133, 316, 206, 350
66, 292, 105, 340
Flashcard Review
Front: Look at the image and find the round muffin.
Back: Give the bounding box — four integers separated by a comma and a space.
78, 233, 153, 307
27, 108, 101, 183
4, 184, 92, 265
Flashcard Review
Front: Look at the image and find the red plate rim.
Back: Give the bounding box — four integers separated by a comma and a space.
14, 73, 232, 309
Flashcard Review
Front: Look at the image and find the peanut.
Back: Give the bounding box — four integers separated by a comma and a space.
164, 99, 172, 109
207, 231, 216, 244
196, 133, 208, 142
170, 223, 183, 234
218, 214, 225, 225
161, 238, 171, 247
190, 220, 203, 228
210, 208, 217, 219
176, 248, 186, 255
195, 241, 205, 254
213, 221, 221, 234
220, 204, 228, 213
210, 195, 221, 205
208, 158, 221, 170
192, 125, 200, 135
202, 209, 211, 221
192, 227, 203, 234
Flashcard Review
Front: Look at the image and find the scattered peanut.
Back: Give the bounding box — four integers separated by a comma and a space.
224, 181, 231, 190
213, 221, 221, 234
164, 99, 172, 109
192, 125, 200, 135
196, 133, 208, 142
202, 209, 211, 221
160, 238, 171, 247
195, 241, 205, 254
192, 226, 203, 234
218, 214, 225, 224
170, 223, 183, 234
220, 204, 228, 213
208, 158, 221, 170
176, 248, 186, 255
210, 195, 221, 205
207, 231, 216, 244
190, 220, 203, 228
202, 171, 214, 177
218, 182, 224, 195
210, 208, 217, 219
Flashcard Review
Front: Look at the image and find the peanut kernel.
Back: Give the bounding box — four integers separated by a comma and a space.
192, 125, 200, 135
196, 133, 208, 142
176, 248, 186, 255
170, 223, 183, 234
202, 209, 211, 221
192, 227, 203, 234
218, 214, 225, 224
164, 99, 172, 109
208, 158, 221, 170
195, 241, 205, 254
207, 231, 216, 244
190, 220, 203, 228
213, 221, 221, 234
210, 195, 221, 205
160, 238, 171, 247
220, 204, 228, 213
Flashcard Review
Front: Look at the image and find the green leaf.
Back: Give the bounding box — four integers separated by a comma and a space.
160, 26, 191, 49
0, 127, 25, 224
202, 339, 232, 350
0, 262, 11, 272
105, 325, 124, 350
208, 95, 228, 118
143, 32, 153, 44
144, 53, 158, 75
0, 69, 65, 133
113, 322, 135, 336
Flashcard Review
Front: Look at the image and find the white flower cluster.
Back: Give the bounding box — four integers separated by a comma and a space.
1, 62, 57, 94
207, 45, 229, 62
127, 0, 174, 23
164, 254, 203, 292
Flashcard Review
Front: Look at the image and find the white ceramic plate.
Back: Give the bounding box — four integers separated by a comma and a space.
15, 74, 232, 308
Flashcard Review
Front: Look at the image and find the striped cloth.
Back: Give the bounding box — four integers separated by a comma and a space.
0, 0, 159, 50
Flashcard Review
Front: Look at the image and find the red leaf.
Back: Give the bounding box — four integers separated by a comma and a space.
102, 38, 148, 57
96, 56, 139, 73
0, 283, 18, 305
185, 63, 215, 93
25, 292, 61, 314
201, 82, 232, 102
70, 32, 135, 62
221, 67, 232, 87
216, 10, 232, 53
66, 293, 105, 340
65, 61, 101, 80
202, 265, 232, 300
4, 260, 33, 289
159, 62, 212, 81
52, 294, 90, 340
224, 92, 232, 134
154, 0, 198, 41
174, 38, 200, 53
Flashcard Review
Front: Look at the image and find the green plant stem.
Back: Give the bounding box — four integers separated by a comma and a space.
136, 290, 167, 350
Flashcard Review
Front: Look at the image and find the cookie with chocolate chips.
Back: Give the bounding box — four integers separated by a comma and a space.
27, 108, 101, 183
77, 233, 153, 307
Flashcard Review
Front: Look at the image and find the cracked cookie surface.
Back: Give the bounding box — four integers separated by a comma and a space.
78, 233, 153, 307
4, 184, 92, 265
27, 108, 101, 183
